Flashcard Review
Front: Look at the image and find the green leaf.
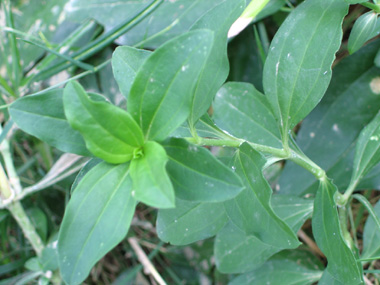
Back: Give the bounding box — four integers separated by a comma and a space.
213, 82, 282, 148
224, 143, 299, 248
66, 0, 225, 48
112, 46, 151, 99
71, 158, 102, 193
162, 138, 243, 202
348, 12, 378, 54
130, 141, 175, 208
229, 258, 322, 285
156, 198, 228, 245
362, 199, 380, 259
311, 179, 363, 284
215, 195, 312, 273
9, 90, 91, 156
278, 40, 380, 196
350, 113, 380, 187
263, 0, 348, 136
63, 81, 144, 164
58, 162, 135, 285
188, 0, 245, 124
128, 29, 214, 141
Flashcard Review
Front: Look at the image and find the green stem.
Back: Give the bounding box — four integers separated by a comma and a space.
338, 206, 354, 250
288, 150, 326, 180
0, 125, 44, 256
361, 2, 380, 13
0, 163, 13, 202
7, 201, 44, 256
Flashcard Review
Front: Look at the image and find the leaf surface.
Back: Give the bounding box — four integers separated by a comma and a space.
112, 46, 151, 98
278, 40, 380, 196
351, 113, 380, 187
128, 29, 214, 141
162, 138, 243, 202
130, 141, 174, 208
224, 143, 299, 248
188, 0, 245, 124
362, 199, 380, 259
263, 0, 348, 134
312, 179, 363, 284
58, 162, 135, 285
215, 195, 312, 273
213, 82, 282, 148
9, 90, 91, 156
156, 198, 228, 245
63, 81, 144, 164
348, 11, 377, 54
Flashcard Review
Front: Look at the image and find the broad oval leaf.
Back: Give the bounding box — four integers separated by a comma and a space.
63, 81, 144, 164
162, 138, 243, 202
58, 162, 136, 285
128, 29, 214, 141
188, 0, 245, 125
350, 112, 380, 187
9, 90, 91, 156
348, 11, 377, 54
213, 82, 282, 148
130, 141, 175, 208
224, 143, 299, 248
362, 199, 380, 259
312, 179, 363, 284
263, 0, 348, 135
215, 195, 312, 274
112, 46, 151, 98
156, 198, 228, 245
278, 40, 380, 196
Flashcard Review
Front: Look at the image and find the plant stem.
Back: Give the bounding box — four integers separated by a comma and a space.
7, 201, 44, 256
185, 137, 326, 179
0, 125, 44, 256
0, 163, 13, 202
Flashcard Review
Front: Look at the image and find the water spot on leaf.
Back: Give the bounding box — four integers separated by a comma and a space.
370, 77, 380, 94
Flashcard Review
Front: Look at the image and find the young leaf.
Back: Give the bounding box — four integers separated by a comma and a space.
112, 46, 151, 98
224, 143, 299, 248
215, 195, 312, 274
213, 82, 282, 148
263, 0, 348, 137
156, 198, 228, 245
130, 141, 175, 208
9, 90, 91, 156
58, 162, 136, 285
128, 29, 214, 141
229, 258, 322, 285
312, 179, 363, 284
348, 11, 378, 54
362, 199, 380, 259
188, 0, 245, 125
162, 138, 243, 202
63, 81, 144, 164
350, 113, 380, 188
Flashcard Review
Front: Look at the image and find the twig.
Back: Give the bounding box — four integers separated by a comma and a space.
298, 229, 326, 258
128, 237, 167, 285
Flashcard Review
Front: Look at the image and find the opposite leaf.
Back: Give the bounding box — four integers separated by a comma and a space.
9, 90, 91, 156
348, 11, 378, 54
63, 81, 144, 164
312, 179, 363, 284
351, 112, 380, 187
156, 198, 228, 245
58, 162, 136, 285
128, 29, 214, 141
112, 46, 151, 98
225, 142, 299, 248
162, 138, 243, 202
213, 82, 282, 148
130, 141, 175, 208
263, 0, 348, 137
